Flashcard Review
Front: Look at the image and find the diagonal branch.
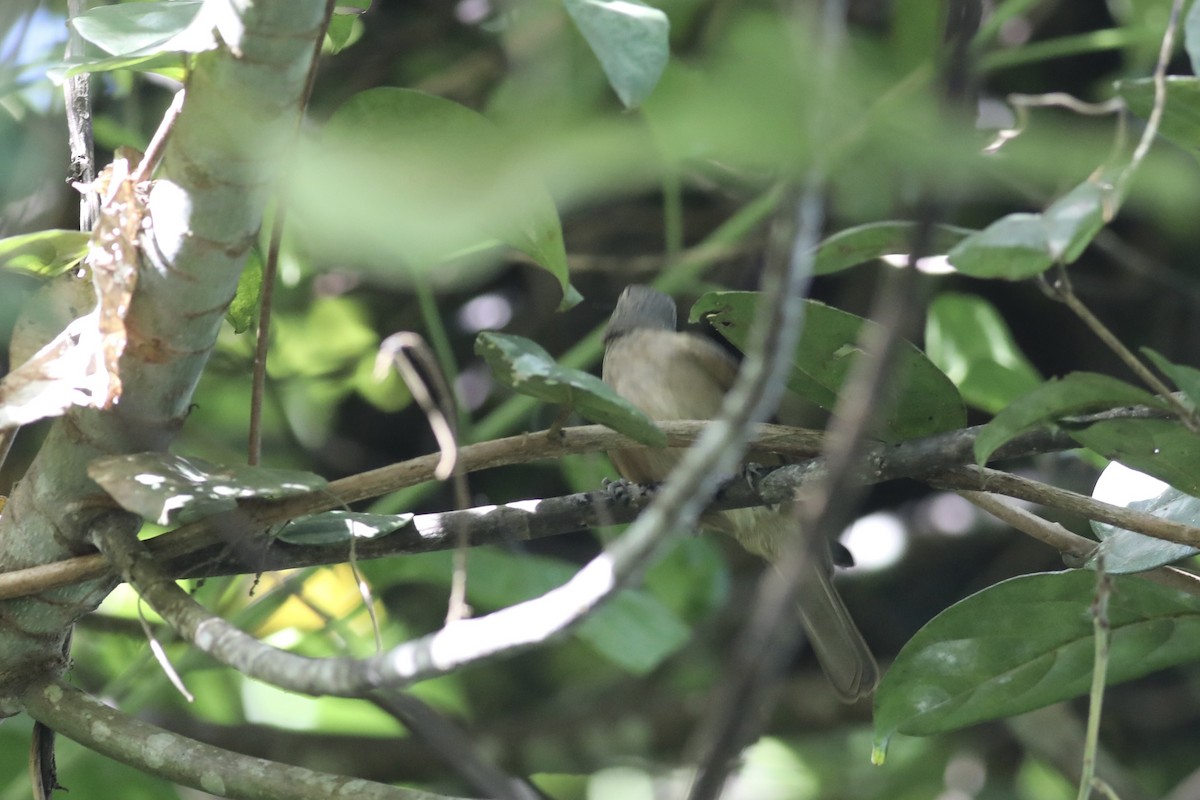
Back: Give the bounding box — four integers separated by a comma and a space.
20, 678, 458, 800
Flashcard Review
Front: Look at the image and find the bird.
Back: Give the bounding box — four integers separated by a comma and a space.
602, 285, 878, 702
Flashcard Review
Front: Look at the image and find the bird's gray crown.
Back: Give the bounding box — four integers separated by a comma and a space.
604, 285, 677, 343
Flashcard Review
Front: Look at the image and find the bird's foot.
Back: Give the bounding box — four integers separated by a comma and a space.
601, 477, 639, 506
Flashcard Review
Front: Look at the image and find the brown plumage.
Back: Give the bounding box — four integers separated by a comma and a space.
602, 285, 878, 702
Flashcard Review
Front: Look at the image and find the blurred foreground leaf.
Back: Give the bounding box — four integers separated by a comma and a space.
565, 0, 669, 109
291, 88, 577, 309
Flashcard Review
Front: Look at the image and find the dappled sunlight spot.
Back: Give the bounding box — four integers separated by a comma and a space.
880, 253, 955, 274
455, 0, 491, 25
456, 292, 513, 332
927, 492, 977, 536
133, 472, 169, 489
587, 766, 656, 800
841, 511, 906, 571
455, 361, 493, 411
725, 737, 819, 800
944, 751, 987, 796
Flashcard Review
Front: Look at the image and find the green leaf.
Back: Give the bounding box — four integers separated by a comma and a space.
1188, 0, 1200, 75
1116, 77, 1200, 162
71, 1, 208, 54
475, 332, 666, 446
1088, 462, 1199, 574
1143, 347, 1200, 410
874, 571, 1200, 750
225, 248, 263, 334
925, 292, 1041, 414
1041, 177, 1109, 264
378, 549, 691, 674
277, 511, 415, 545
290, 88, 577, 310
812, 222, 976, 276
0, 229, 90, 277
1068, 417, 1200, 497
325, 0, 369, 54
88, 453, 327, 525
973, 372, 1167, 465
56, 0, 215, 79
564, 0, 670, 109
947, 175, 1114, 277
947, 213, 1054, 279
690, 292, 966, 443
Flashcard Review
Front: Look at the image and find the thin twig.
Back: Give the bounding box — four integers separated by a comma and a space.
65, 0, 98, 231
137, 598, 194, 702
376, 334, 461, 481
1121, 0, 1184, 190
131, 89, 185, 184
247, 0, 335, 466
376, 332, 473, 623
962, 490, 1200, 597
248, 205, 283, 466
959, 490, 1097, 562
368, 690, 541, 800
934, 465, 1200, 548
1045, 267, 1199, 430
1077, 556, 1111, 800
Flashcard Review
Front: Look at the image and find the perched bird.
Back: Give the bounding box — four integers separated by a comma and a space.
602, 285, 878, 702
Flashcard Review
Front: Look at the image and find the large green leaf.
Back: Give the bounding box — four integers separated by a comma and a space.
947, 213, 1053, 279
1068, 417, 1200, 497
0, 229, 90, 278
57, 0, 215, 79
88, 453, 326, 525
1088, 462, 1200, 574
1117, 77, 1200, 162
290, 88, 577, 309
925, 292, 1041, 414
564, 0, 670, 109
812, 221, 976, 276
874, 571, 1200, 752
973, 372, 1167, 465
1041, 178, 1109, 263
475, 331, 666, 447
690, 292, 966, 442
947, 175, 1112, 278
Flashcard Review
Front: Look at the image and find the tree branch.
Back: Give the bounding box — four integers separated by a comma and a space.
20, 678, 458, 800
0, 404, 1178, 601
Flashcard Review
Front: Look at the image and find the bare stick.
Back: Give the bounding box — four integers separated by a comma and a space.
248, 206, 283, 466
247, 0, 335, 466
1045, 267, 1198, 430
376, 332, 473, 623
